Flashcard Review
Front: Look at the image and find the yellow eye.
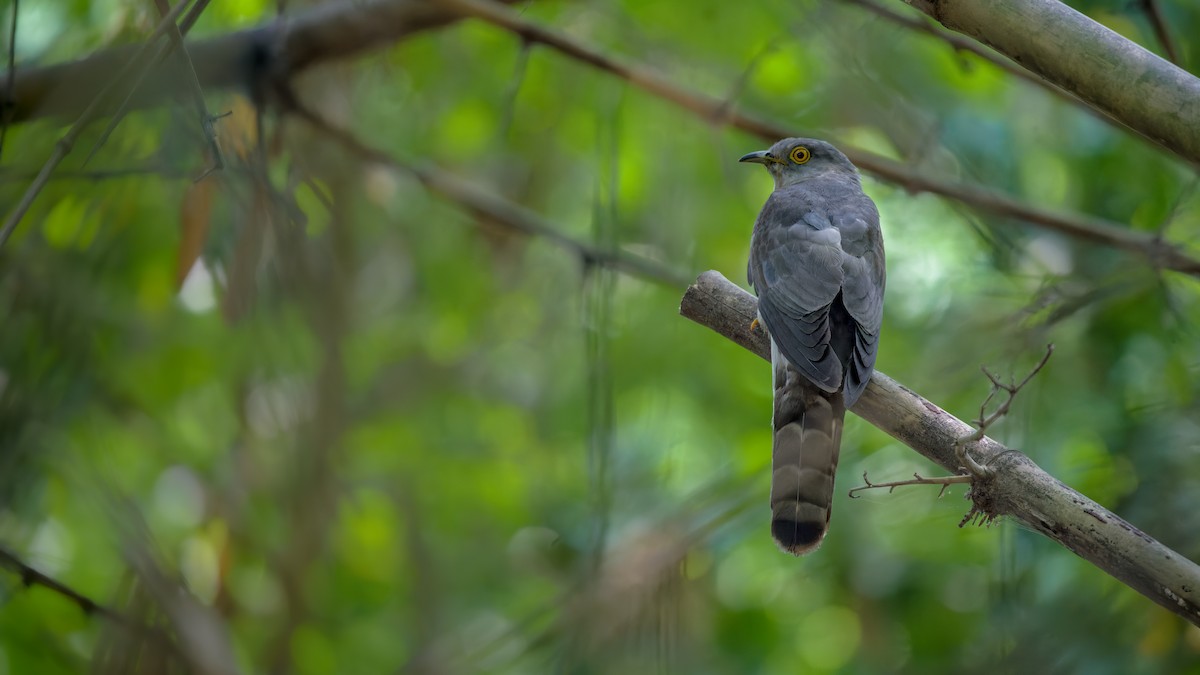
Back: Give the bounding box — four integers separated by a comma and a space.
789, 146, 811, 164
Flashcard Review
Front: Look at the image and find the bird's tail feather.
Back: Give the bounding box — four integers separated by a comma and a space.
770, 345, 845, 555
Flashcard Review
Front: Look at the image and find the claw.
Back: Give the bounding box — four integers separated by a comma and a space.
750, 317, 761, 333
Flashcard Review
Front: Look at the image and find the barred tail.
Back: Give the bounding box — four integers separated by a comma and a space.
769, 342, 845, 555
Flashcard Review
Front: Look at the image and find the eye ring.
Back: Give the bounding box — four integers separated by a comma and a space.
789, 146, 812, 164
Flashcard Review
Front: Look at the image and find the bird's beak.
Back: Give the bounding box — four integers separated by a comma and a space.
739, 150, 778, 165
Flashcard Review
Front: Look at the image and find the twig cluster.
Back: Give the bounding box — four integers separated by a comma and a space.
848, 344, 1054, 502
961, 343, 1055, 446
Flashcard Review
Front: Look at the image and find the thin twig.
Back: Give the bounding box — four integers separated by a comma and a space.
961, 343, 1055, 445
711, 34, 783, 126
83, 0, 218, 174
947, 343, 1055, 478
177, 0, 209, 34
845, 340, 1053, 497
842, 0, 1084, 107
135, 0, 221, 176
848, 471, 971, 498
0, 165, 219, 182
0, 545, 132, 626
1154, 175, 1199, 239
290, 102, 691, 287
0, 0, 195, 251
0, 0, 17, 161
1138, 0, 1180, 66
497, 40, 531, 138
438, 0, 1200, 278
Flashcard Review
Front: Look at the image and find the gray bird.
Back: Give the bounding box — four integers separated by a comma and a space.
740, 138, 885, 555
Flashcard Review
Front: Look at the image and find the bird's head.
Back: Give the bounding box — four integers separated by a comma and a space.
739, 137, 858, 189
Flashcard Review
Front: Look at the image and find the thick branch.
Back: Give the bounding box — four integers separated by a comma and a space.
903, 0, 1200, 166
5, 0, 520, 123
679, 270, 1200, 626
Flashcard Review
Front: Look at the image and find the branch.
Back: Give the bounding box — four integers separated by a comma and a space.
0, 545, 134, 627
678, 270, 1200, 626
438, 0, 1200, 278
3, 0, 522, 124
850, 346, 1053, 502
0, 164, 203, 182
0, 0, 17, 159
902, 0, 1200, 166
1138, 0, 1181, 66
291, 104, 691, 287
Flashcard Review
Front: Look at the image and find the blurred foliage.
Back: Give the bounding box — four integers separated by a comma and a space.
1, 0, 1200, 673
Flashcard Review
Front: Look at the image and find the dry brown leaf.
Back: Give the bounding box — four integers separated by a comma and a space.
176, 177, 216, 289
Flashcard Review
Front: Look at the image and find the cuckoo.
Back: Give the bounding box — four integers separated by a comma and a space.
740, 138, 885, 555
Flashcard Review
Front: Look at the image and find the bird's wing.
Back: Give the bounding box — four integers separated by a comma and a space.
749, 190, 846, 393
832, 195, 885, 406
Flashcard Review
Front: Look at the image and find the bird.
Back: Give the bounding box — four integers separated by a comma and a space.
740, 138, 885, 555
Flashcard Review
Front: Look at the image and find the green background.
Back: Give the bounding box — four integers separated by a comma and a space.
1, 0, 1199, 672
